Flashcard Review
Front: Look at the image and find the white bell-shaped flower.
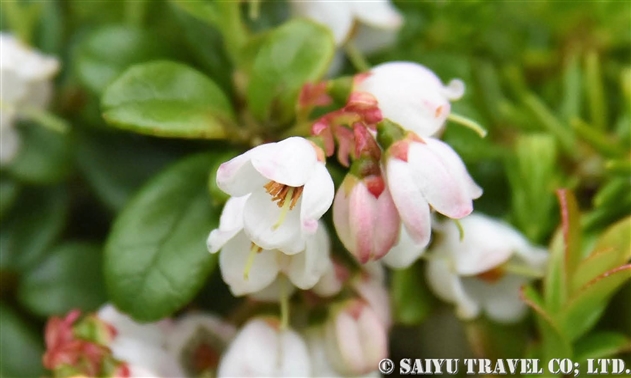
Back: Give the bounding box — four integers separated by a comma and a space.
1, 33, 59, 164
354, 62, 465, 137
215, 137, 334, 254
217, 226, 331, 297
385, 137, 483, 249
290, 0, 402, 49
217, 318, 311, 377
96, 305, 184, 377
426, 213, 548, 323
166, 313, 236, 377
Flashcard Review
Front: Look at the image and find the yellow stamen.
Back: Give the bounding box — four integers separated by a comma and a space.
273, 187, 295, 230
264, 181, 305, 229
243, 243, 262, 280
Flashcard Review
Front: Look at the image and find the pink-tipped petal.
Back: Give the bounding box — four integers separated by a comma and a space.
386, 158, 432, 245
216, 150, 268, 197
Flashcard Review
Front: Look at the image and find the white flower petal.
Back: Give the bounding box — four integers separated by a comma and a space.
216, 150, 268, 197
300, 163, 334, 235
207, 195, 249, 253
248, 276, 297, 302
386, 158, 432, 246
312, 261, 344, 298
0, 113, 20, 166
408, 141, 474, 219
446, 215, 522, 275
97, 305, 166, 347
250, 137, 318, 187
351, 1, 403, 30
243, 189, 304, 253
425, 257, 480, 320
218, 319, 311, 377
381, 226, 427, 269
165, 313, 236, 360
424, 138, 483, 200
219, 232, 280, 296
463, 274, 529, 323
290, 2, 354, 45
355, 62, 453, 137
110, 337, 185, 378
333, 185, 354, 253
352, 25, 399, 55
286, 223, 330, 290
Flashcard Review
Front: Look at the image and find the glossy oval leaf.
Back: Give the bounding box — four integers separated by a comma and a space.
0, 186, 69, 272
104, 153, 219, 321
102, 61, 234, 139
0, 304, 45, 378
17, 242, 107, 316
247, 19, 335, 124
76, 25, 170, 94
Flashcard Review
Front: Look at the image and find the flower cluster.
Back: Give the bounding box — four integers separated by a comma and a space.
43, 305, 235, 378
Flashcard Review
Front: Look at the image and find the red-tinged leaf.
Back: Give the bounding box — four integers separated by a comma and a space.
560, 264, 631, 341
544, 190, 582, 311
573, 218, 631, 292
557, 189, 582, 278
572, 245, 627, 292
520, 285, 572, 360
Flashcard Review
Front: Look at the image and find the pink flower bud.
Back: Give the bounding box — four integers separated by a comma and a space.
333, 174, 400, 263
324, 300, 388, 375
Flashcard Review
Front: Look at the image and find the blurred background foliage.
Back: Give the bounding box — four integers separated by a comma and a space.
1, 1, 629, 377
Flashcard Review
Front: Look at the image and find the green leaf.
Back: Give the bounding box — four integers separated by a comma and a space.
7, 123, 73, 184
505, 134, 558, 243
0, 186, 69, 272
544, 189, 581, 311
575, 331, 631, 360
247, 19, 335, 125
0, 303, 45, 378
560, 265, 631, 341
391, 263, 434, 326
104, 153, 220, 321
520, 285, 572, 360
76, 130, 182, 211
102, 61, 234, 139
572, 217, 631, 291
0, 176, 20, 222
17, 242, 107, 316
76, 25, 170, 94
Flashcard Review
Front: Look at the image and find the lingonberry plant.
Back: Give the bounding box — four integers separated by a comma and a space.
1, 1, 629, 377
